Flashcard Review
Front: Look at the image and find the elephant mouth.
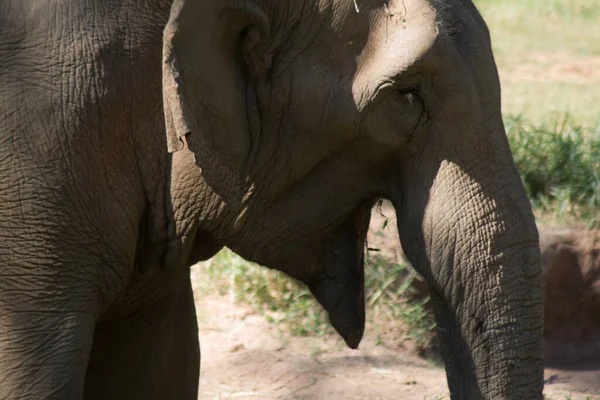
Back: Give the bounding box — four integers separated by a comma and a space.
309, 273, 365, 349
308, 212, 369, 349
233, 201, 372, 349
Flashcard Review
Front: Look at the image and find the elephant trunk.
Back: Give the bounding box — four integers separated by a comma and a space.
426, 233, 543, 398
391, 125, 544, 398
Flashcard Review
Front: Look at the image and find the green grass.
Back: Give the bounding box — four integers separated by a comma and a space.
499, 81, 600, 129
476, 0, 600, 56
506, 114, 600, 227
193, 249, 332, 336
193, 245, 436, 350
475, 0, 600, 125
476, 0, 600, 224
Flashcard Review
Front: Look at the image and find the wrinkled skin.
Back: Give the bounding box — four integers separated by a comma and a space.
0, 0, 543, 399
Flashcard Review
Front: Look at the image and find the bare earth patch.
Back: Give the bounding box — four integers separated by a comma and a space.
499, 53, 600, 85
195, 297, 449, 400
193, 295, 600, 399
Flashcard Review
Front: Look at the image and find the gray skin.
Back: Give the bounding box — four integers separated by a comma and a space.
0, 0, 543, 398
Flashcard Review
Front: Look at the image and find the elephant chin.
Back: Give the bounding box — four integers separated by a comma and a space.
310, 277, 365, 349
308, 225, 366, 349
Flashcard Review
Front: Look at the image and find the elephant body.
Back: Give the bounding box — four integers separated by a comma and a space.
1, 1, 201, 398
0, 0, 543, 398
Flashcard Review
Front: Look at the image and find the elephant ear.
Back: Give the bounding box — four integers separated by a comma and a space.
162, 0, 270, 173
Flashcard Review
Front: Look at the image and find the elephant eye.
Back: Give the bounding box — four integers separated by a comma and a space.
392, 87, 422, 113
363, 83, 427, 145
403, 89, 418, 104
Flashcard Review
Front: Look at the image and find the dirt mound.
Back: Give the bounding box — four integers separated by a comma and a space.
540, 229, 600, 366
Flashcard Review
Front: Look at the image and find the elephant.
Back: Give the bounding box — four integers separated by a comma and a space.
0, 0, 543, 398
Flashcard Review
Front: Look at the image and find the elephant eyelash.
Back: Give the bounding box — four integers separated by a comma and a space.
390, 87, 423, 114
397, 88, 420, 104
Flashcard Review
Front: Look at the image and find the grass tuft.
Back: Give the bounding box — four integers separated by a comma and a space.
506, 114, 600, 227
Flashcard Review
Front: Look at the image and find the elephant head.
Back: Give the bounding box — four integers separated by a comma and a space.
162, 0, 543, 397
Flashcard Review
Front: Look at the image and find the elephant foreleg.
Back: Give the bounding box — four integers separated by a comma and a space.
84, 270, 200, 400
0, 278, 98, 399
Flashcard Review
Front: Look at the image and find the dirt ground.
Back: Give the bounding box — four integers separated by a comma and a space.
192, 202, 600, 399
193, 296, 600, 400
